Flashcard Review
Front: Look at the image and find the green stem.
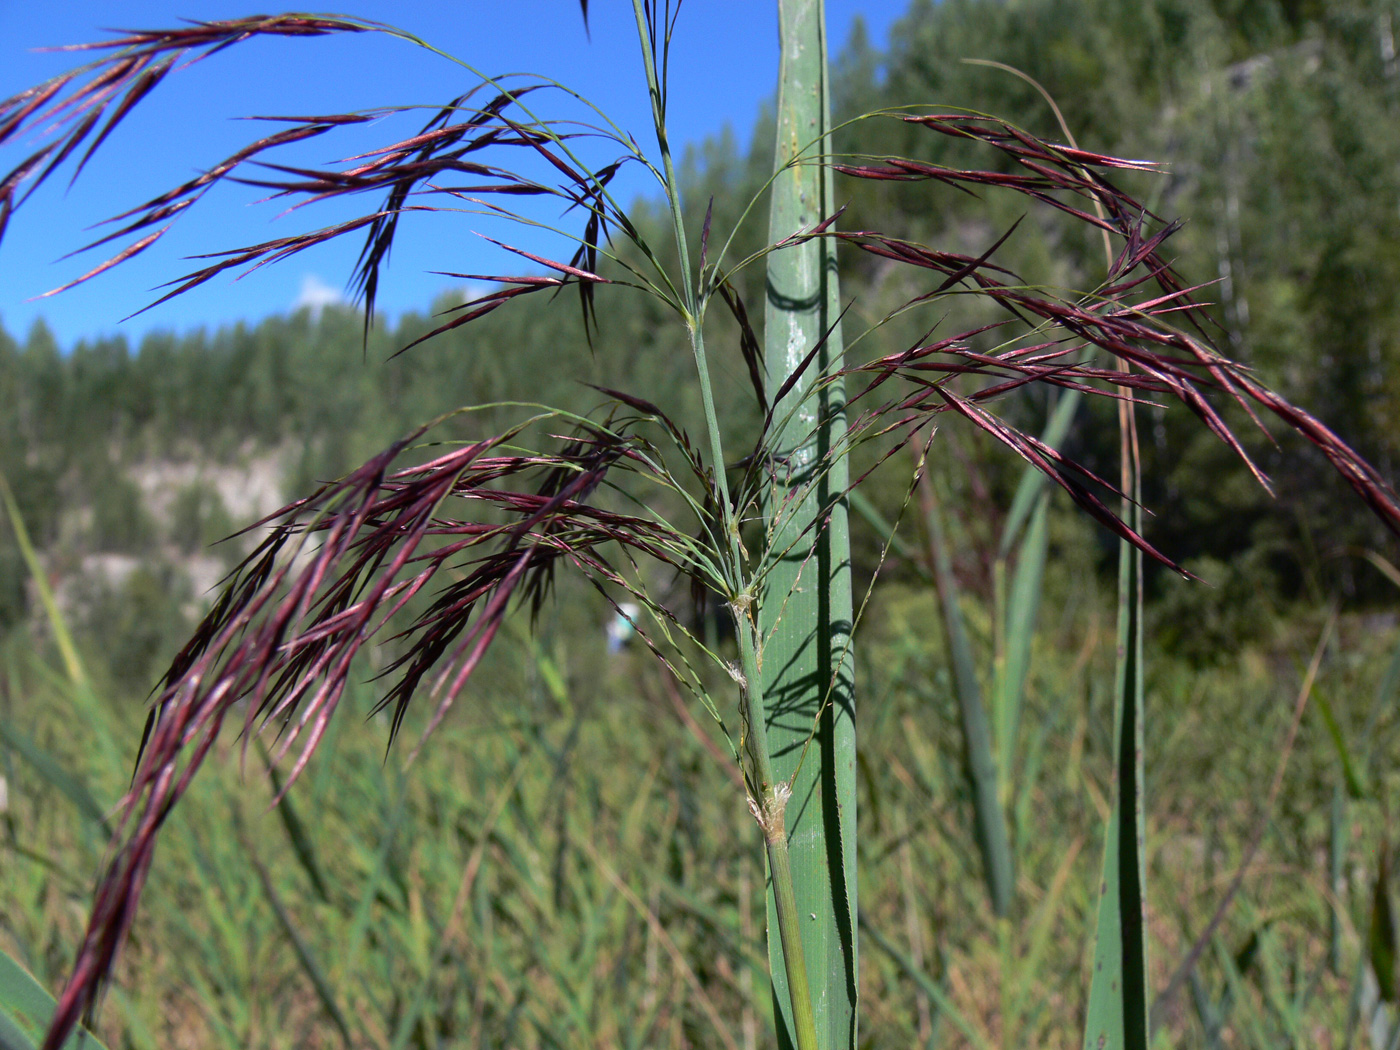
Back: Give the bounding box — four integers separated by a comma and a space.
734, 605, 819, 1050
630, 0, 743, 584
762, 789, 821, 1050
629, 7, 819, 1049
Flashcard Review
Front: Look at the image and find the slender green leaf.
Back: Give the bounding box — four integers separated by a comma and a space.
996, 389, 1080, 560
0, 948, 109, 1050
994, 490, 1048, 782
0, 474, 122, 780
1083, 422, 1149, 1050
259, 743, 332, 904
1311, 686, 1366, 799
923, 487, 1014, 917
994, 390, 1076, 817
0, 473, 85, 690
247, 848, 355, 1048
0, 720, 110, 834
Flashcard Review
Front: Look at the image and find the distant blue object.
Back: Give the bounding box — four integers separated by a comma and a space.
606, 602, 641, 654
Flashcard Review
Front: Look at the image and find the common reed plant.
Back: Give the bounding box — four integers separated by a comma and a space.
2, 5, 1399, 1049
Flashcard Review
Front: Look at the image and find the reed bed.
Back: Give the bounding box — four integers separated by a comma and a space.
2, 583, 1395, 1048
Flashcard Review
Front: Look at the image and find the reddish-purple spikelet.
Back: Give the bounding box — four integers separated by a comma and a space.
817, 113, 1400, 552
37, 396, 719, 1047
2, 24, 629, 345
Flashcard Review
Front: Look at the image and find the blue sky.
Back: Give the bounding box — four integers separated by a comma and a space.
0, 2, 907, 349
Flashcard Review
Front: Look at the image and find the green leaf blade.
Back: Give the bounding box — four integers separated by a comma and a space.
0, 950, 109, 1050
760, 2, 856, 1047
1083, 455, 1148, 1050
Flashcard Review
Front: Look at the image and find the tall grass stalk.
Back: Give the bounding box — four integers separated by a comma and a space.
760, 2, 857, 1047
630, 1, 830, 1041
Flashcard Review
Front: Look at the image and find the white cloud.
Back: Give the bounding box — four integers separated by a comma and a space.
293, 274, 346, 317
435, 281, 491, 306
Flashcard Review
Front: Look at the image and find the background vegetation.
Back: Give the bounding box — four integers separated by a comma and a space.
2, 0, 1399, 1046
